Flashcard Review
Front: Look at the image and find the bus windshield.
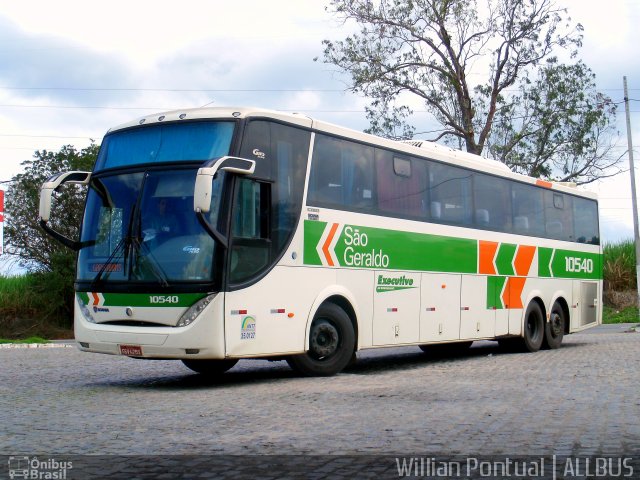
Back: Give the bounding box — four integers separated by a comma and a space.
76, 168, 227, 285
95, 121, 235, 171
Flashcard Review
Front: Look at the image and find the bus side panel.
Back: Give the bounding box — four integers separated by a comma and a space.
419, 273, 461, 343
372, 271, 421, 346
224, 266, 335, 357
460, 275, 496, 339
336, 268, 374, 348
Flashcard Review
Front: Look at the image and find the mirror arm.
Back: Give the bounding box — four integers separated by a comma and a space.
38, 171, 91, 250
195, 211, 228, 249
39, 220, 81, 251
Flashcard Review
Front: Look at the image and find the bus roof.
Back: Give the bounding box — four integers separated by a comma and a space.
109, 106, 597, 200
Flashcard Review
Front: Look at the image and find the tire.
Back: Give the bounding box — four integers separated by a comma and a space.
181, 358, 238, 375
286, 303, 355, 377
542, 301, 565, 349
516, 301, 545, 352
419, 341, 473, 356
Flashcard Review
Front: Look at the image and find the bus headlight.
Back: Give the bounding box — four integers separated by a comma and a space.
176, 294, 216, 328
77, 295, 96, 323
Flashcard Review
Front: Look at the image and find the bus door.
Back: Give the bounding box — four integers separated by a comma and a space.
571, 280, 599, 329
373, 271, 421, 345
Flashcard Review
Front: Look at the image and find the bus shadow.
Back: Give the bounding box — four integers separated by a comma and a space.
92, 341, 588, 389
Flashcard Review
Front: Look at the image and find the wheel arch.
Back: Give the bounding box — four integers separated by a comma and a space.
305, 286, 359, 352
521, 290, 547, 334
550, 295, 571, 334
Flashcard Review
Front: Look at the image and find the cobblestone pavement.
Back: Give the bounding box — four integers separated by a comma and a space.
1, 327, 639, 476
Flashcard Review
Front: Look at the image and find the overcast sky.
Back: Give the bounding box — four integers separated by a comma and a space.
0, 0, 639, 266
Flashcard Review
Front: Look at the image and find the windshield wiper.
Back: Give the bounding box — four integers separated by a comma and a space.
90, 236, 129, 288
131, 237, 170, 288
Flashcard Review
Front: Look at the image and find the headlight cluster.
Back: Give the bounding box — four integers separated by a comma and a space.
176, 294, 216, 327
76, 295, 96, 323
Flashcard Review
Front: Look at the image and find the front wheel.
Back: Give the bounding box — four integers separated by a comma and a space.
286, 303, 355, 377
542, 302, 565, 349
182, 358, 238, 376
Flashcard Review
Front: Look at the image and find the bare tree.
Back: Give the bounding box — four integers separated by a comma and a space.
321, 1, 625, 184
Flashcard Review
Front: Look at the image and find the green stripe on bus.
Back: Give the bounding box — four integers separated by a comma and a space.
495, 243, 517, 276
538, 248, 553, 277
304, 220, 477, 273
303, 220, 327, 266
548, 249, 602, 280
486, 276, 507, 310
304, 220, 602, 279
78, 292, 207, 308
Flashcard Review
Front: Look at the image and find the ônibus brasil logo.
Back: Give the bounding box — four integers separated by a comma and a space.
316, 224, 389, 268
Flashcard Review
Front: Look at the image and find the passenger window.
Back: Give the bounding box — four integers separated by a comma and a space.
307, 134, 374, 210
544, 191, 574, 241
574, 197, 600, 245
376, 150, 428, 219
429, 162, 472, 225
511, 183, 544, 236
473, 173, 511, 232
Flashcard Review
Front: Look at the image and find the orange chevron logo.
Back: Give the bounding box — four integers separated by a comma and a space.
322, 223, 339, 266
479, 240, 499, 275
502, 277, 526, 309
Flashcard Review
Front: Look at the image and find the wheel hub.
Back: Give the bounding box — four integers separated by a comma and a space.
550, 312, 563, 336
310, 320, 339, 359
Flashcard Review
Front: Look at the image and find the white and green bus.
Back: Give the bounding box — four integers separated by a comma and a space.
39, 107, 602, 376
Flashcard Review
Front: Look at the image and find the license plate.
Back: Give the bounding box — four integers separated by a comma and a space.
119, 344, 143, 356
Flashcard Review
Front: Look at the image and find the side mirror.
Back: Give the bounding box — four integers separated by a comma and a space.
194, 156, 255, 213
39, 171, 91, 222
39, 171, 91, 250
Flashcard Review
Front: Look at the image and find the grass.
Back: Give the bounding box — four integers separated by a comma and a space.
0, 273, 74, 340
0, 336, 49, 344
603, 305, 639, 324
603, 239, 636, 291
0, 274, 42, 317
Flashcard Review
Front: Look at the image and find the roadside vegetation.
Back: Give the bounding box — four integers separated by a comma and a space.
0, 273, 74, 340
603, 239, 638, 324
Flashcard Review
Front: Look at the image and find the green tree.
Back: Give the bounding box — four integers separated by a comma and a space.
321, 0, 620, 183
485, 59, 621, 185
4, 144, 98, 323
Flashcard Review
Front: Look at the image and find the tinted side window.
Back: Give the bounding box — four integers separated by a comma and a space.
544, 191, 574, 241
376, 150, 428, 219
307, 134, 375, 210
511, 183, 544, 236
429, 162, 472, 226
473, 173, 512, 232
574, 197, 600, 245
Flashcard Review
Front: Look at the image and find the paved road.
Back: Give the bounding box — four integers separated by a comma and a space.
1, 325, 639, 477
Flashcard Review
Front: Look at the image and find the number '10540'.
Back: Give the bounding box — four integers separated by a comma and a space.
565, 257, 593, 273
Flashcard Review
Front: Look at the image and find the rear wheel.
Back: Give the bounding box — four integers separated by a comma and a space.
516, 301, 545, 352
287, 303, 355, 377
542, 301, 565, 349
181, 358, 238, 375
